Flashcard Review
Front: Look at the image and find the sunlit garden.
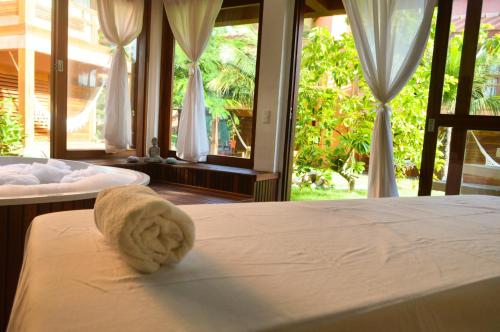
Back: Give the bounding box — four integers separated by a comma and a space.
291, 15, 499, 200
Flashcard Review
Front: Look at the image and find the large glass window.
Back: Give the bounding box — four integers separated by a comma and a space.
0, 0, 52, 157
420, 0, 500, 197
66, 0, 137, 151
441, 0, 500, 116
170, 3, 261, 160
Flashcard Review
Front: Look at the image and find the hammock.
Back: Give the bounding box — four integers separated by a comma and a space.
34, 85, 105, 133
67, 84, 105, 133
471, 131, 499, 167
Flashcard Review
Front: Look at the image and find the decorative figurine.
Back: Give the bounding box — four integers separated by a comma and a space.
145, 137, 163, 163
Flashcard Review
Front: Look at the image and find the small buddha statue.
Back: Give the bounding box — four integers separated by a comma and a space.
145, 137, 163, 163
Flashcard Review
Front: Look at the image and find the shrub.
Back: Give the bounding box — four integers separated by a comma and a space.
0, 98, 24, 156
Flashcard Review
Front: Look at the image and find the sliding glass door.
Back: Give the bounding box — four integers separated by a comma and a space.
419, 0, 500, 196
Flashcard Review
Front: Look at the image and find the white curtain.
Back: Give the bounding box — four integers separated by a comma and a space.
163, 0, 223, 162
342, 0, 435, 197
97, 0, 144, 153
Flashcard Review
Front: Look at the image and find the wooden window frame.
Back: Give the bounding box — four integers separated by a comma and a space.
50, 0, 151, 159
418, 0, 500, 195
158, 0, 264, 169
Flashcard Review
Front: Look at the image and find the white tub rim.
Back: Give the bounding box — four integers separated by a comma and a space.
0, 157, 149, 206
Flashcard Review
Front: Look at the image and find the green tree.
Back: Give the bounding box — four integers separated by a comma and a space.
442, 25, 500, 115
295, 19, 499, 189
294, 28, 374, 190
173, 25, 258, 154
0, 98, 24, 156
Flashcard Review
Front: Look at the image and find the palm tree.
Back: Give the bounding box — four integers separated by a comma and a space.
442, 26, 500, 115
206, 26, 258, 155
172, 26, 258, 155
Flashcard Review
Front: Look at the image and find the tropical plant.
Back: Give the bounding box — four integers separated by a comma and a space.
294, 27, 374, 190
173, 25, 258, 155
442, 25, 500, 115
0, 98, 24, 156
470, 27, 500, 115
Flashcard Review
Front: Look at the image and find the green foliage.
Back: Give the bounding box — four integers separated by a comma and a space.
442, 25, 500, 115
173, 25, 258, 149
295, 28, 374, 189
295, 18, 499, 187
0, 98, 24, 156
470, 26, 500, 115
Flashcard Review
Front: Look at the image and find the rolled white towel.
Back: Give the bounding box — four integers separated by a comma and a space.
94, 185, 195, 273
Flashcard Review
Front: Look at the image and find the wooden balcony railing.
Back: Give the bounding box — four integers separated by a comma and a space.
0, 0, 102, 47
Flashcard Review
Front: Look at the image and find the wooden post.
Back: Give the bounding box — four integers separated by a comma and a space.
18, 47, 36, 149
17, 0, 36, 149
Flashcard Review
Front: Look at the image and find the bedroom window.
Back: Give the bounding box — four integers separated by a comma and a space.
160, 0, 262, 168
65, 0, 138, 152
0, 0, 150, 159
50, 0, 150, 159
419, 0, 500, 196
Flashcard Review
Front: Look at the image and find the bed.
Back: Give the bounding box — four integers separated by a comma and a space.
8, 195, 500, 331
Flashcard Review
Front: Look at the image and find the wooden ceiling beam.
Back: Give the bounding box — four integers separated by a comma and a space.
304, 0, 345, 18
221, 0, 259, 9
216, 4, 260, 26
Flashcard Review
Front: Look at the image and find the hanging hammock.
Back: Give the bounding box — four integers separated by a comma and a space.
470, 131, 499, 167
67, 84, 105, 133
33, 84, 105, 133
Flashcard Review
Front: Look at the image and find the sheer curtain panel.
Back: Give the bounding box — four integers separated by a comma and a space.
97, 0, 144, 153
163, 0, 223, 162
342, 0, 436, 197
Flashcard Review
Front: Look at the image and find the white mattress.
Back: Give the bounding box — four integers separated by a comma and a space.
8, 195, 500, 332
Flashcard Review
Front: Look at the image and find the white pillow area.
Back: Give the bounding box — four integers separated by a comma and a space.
0, 160, 136, 198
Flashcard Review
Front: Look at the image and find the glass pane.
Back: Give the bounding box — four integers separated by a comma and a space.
440, 0, 466, 115
431, 126, 450, 196
0, 0, 52, 157
66, 0, 137, 151
468, 4, 500, 116
171, 3, 260, 158
460, 130, 500, 195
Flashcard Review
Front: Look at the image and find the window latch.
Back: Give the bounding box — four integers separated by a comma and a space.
57, 60, 64, 72
427, 118, 435, 133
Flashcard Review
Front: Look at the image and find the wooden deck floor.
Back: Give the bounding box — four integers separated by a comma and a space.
149, 183, 252, 205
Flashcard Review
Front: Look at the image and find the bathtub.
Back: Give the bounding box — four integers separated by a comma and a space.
0, 157, 149, 329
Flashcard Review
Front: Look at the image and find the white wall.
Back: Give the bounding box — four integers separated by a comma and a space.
145, 0, 163, 153
253, 0, 295, 172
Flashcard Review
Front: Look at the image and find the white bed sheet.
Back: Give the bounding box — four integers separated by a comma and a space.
8, 195, 500, 332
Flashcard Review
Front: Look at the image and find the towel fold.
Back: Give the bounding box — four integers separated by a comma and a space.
94, 185, 195, 273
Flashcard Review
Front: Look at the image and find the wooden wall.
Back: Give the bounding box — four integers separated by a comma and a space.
106, 161, 280, 201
